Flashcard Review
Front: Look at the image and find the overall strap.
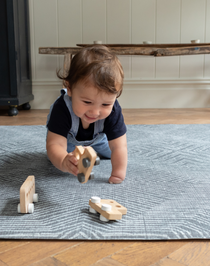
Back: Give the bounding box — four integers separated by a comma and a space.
62, 89, 79, 136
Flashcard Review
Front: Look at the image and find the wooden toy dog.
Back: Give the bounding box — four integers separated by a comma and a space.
73, 146, 100, 184
17, 175, 38, 214
89, 196, 127, 222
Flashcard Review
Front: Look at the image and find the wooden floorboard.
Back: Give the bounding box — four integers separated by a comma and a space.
0, 108, 210, 266
168, 241, 210, 266
110, 241, 187, 266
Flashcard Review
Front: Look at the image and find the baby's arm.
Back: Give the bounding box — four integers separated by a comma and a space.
108, 134, 127, 184
46, 131, 79, 176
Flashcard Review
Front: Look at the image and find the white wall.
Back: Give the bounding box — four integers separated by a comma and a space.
29, 0, 210, 109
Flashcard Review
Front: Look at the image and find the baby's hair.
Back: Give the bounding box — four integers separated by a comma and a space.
57, 45, 124, 97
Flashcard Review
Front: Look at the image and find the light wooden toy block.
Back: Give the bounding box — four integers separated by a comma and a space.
17, 175, 38, 214
89, 196, 127, 222
73, 146, 100, 184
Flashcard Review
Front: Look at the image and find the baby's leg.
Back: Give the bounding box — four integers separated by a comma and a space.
91, 135, 111, 159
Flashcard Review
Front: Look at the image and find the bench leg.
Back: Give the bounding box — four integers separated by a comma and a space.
63, 53, 72, 87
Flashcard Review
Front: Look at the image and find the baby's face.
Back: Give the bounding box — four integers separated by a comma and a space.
67, 79, 117, 129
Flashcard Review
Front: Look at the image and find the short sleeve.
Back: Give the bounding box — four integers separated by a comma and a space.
104, 100, 127, 141
47, 96, 72, 138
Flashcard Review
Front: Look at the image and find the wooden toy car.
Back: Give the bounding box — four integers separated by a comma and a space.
17, 175, 38, 214
89, 196, 127, 222
73, 146, 100, 184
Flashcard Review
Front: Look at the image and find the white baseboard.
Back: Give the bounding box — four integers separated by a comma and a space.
31, 79, 210, 109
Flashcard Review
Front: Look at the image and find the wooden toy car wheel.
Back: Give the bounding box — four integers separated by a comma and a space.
77, 173, 85, 183
100, 204, 112, 222
17, 203, 21, 213
89, 172, 94, 180
33, 193, 38, 202
17, 203, 34, 213
82, 158, 90, 168
89, 196, 101, 214
28, 203, 34, 214
94, 157, 100, 165
89, 207, 97, 213
91, 196, 101, 203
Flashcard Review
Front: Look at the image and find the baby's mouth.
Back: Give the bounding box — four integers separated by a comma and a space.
85, 114, 98, 120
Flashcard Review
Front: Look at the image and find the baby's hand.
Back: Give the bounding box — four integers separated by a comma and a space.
109, 175, 125, 184
61, 153, 79, 176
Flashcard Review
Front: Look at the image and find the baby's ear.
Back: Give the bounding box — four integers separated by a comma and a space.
66, 86, 72, 97
63, 80, 69, 88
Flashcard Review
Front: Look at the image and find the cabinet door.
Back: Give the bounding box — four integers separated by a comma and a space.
0, 0, 16, 98
0, 0, 33, 106
13, 0, 32, 103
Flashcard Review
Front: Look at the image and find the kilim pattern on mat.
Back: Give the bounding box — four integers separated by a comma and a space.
0, 124, 210, 240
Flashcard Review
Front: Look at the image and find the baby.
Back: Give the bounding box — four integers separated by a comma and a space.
46, 45, 127, 184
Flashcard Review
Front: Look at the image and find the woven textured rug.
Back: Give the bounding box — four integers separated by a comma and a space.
0, 124, 210, 240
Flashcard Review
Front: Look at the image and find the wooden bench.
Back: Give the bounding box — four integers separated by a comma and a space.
39, 43, 210, 78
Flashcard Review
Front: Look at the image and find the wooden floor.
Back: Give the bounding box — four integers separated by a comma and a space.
0, 108, 210, 266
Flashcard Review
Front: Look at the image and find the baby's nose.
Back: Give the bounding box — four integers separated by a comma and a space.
89, 108, 100, 117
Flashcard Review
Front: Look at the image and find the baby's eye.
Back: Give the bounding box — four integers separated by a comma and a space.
84, 101, 92, 104
102, 103, 111, 107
